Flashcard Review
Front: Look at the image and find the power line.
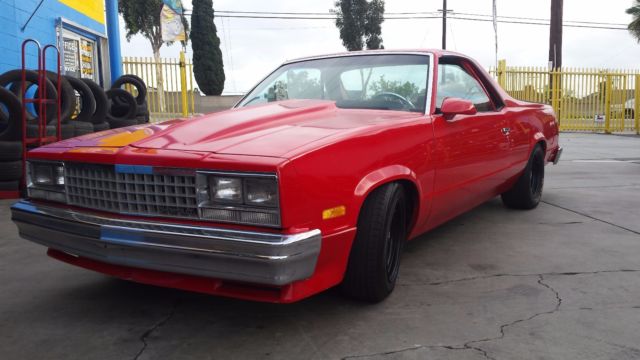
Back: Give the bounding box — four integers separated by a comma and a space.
198, 9, 629, 27
182, 10, 629, 31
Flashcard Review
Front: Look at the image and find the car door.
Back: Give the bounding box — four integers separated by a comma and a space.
426, 61, 511, 228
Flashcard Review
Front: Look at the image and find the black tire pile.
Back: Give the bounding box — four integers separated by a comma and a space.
0, 71, 149, 192
107, 75, 150, 128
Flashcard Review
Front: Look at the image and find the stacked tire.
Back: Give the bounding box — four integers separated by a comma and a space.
0, 86, 25, 192
108, 75, 149, 129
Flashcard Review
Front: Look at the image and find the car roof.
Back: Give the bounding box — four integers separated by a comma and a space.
282, 49, 467, 65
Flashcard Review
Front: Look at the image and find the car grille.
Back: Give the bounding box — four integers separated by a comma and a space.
65, 163, 199, 218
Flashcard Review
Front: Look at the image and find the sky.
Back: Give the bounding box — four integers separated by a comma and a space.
119, 0, 640, 94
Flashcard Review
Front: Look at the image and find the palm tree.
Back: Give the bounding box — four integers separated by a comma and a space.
627, 0, 640, 42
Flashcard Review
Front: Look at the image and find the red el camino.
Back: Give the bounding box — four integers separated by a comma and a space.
12, 50, 561, 303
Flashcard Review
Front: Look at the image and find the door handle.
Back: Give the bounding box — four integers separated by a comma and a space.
501, 127, 511, 136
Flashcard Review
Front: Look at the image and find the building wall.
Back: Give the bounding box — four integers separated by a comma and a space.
0, 0, 106, 75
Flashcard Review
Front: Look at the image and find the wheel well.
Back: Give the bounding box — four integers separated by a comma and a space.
361, 180, 419, 233
397, 180, 419, 233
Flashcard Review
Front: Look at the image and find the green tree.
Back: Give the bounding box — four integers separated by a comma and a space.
627, 1, 640, 42
191, 0, 225, 95
369, 75, 420, 100
118, 0, 189, 109
332, 0, 385, 51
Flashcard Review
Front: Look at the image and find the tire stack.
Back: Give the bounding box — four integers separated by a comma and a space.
107, 75, 149, 129
0, 85, 26, 193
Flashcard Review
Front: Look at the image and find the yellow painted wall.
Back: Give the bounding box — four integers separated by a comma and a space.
59, 0, 105, 24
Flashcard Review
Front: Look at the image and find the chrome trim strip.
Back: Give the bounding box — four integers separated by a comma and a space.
12, 201, 313, 246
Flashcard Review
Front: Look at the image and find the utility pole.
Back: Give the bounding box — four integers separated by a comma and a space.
549, 0, 563, 69
439, 0, 453, 50
442, 0, 447, 49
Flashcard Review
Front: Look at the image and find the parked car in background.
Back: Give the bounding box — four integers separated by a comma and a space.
12, 50, 561, 303
611, 98, 636, 119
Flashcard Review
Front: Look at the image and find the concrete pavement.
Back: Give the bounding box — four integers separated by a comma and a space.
1, 133, 639, 360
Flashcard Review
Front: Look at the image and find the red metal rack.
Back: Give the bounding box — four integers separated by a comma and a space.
0, 39, 63, 199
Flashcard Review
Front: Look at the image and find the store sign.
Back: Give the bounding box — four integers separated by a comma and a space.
58, 0, 105, 24
80, 39, 95, 78
63, 37, 80, 78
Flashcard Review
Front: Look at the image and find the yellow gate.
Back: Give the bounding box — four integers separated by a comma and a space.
122, 53, 196, 122
493, 60, 640, 134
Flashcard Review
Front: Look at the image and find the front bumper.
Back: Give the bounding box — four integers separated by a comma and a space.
11, 200, 321, 286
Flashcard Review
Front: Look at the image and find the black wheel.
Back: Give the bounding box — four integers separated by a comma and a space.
502, 145, 545, 210
70, 121, 94, 136
2, 69, 58, 123
0, 86, 23, 141
26, 124, 56, 138
93, 122, 110, 132
0, 160, 23, 181
112, 75, 147, 105
108, 118, 138, 129
0, 141, 23, 160
341, 182, 408, 302
64, 75, 96, 124
81, 78, 109, 124
61, 123, 75, 139
106, 88, 137, 121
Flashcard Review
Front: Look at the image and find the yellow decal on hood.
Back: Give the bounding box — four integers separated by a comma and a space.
98, 128, 154, 147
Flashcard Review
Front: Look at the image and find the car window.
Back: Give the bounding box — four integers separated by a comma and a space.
241, 69, 322, 106
237, 54, 430, 113
436, 63, 493, 112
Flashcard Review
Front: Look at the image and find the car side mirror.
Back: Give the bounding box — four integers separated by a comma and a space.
441, 98, 477, 120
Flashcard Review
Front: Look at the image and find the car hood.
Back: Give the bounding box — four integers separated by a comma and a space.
48, 100, 421, 159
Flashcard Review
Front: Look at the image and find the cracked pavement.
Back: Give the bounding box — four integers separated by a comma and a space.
1, 133, 640, 359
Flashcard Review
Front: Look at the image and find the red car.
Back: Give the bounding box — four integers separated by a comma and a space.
12, 50, 561, 303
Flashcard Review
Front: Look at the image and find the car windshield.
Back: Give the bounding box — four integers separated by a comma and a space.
237, 54, 431, 113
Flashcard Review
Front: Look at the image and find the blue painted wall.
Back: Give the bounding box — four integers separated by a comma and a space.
0, 0, 106, 74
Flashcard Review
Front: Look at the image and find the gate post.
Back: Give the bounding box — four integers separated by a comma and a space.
604, 73, 612, 134
497, 59, 507, 88
635, 74, 640, 135
179, 51, 188, 118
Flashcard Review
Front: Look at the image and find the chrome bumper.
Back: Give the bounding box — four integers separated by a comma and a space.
553, 146, 563, 165
11, 200, 321, 286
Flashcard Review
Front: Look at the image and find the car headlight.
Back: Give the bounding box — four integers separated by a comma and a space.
197, 172, 280, 227
27, 161, 66, 203
210, 176, 243, 203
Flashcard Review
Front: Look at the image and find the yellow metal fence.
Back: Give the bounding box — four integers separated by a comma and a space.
492, 60, 640, 134
123, 53, 196, 122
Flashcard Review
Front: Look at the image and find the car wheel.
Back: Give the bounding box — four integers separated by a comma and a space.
502, 144, 545, 210
341, 182, 407, 302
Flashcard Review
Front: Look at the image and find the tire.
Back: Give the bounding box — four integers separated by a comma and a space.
0, 180, 19, 191
61, 123, 75, 139
37, 71, 75, 123
26, 124, 56, 138
502, 145, 545, 210
341, 183, 408, 302
0, 141, 23, 160
112, 75, 147, 105
136, 113, 150, 124
2, 69, 58, 123
108, 118, 138, 129
70, 121, 94, 136
81, 78, 109, 124
64, 75, 96, 123
0, 160, 23, 181
0, 87, 23, 141
93, 122, 110, 132
106, 88, 137, 120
